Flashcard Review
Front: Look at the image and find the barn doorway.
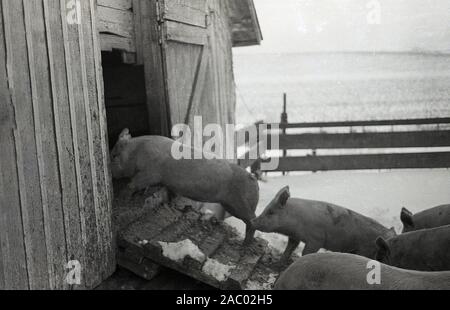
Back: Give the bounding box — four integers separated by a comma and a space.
101, 50, 150, 148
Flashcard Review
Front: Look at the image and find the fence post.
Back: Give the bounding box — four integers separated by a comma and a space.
281, 93, 288, 176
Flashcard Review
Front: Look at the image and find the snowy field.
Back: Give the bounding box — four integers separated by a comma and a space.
225, 168, 450, 255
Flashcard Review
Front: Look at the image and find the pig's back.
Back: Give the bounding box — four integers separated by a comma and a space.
275, 253, 450, 290
131, 135, 175, 162
388, 225, 450, 271
131, 136, 176, 174
294, 198, 388, 235
291, 199, 390, 255
413, 204, 450, 230
160, 158, 234, 202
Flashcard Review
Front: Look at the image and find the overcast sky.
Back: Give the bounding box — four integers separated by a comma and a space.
235, 0, 450, 54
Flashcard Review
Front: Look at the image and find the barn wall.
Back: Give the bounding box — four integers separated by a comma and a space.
207, 0, 237, 127
0, 0, 115, 289
158, 0, 237, 155
97, 0, 136, 54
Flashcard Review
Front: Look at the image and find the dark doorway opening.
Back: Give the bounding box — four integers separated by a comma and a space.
102, 50, 149, 148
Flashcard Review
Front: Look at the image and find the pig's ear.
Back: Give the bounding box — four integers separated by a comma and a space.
119, 128, 132, 141
278, 186, 290, 206
375, 237, 390, 257
400, 207, 414, 227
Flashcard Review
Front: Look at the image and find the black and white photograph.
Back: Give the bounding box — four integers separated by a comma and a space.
0, 0, 449, 293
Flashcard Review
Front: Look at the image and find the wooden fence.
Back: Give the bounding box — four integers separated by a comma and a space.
236, 98, 450, 173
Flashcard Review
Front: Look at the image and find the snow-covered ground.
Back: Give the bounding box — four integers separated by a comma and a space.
225, 169, 450, 255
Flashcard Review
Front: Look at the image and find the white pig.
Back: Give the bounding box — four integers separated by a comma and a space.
274, 252, 450, 290
400, 205, 450, 233
252, 186, 396, 263
375, 225, 450, 271
110, 129, 259, 244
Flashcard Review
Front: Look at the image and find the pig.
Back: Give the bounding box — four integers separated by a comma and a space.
110, 129, 259, 244
401, 205, 450, 233
251, 186, 396, 264
375, 225, 450, 271
274, 252, 450, 290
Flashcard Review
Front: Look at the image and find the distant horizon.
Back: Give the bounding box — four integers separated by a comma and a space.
236, 0, 450, 56
234, 49, 450, 56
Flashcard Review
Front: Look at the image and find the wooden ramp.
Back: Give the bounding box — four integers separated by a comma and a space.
113, 187, 281, 290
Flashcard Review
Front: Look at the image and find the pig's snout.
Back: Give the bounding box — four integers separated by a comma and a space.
251, 215, 277, 233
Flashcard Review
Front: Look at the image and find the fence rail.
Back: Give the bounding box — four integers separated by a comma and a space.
270, 130, 450, 150
266, 117, 450, 129
236, 94, 450, 172
274, 152, 450, 172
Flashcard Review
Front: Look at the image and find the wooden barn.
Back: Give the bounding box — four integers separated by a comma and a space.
98, 0, 262, 144
0, 0, 261, 290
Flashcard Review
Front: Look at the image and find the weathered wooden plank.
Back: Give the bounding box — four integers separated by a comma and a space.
78, 0, 109, 287
164, 42, 202, 126
152, 210, 207, 271
165, 20, 207, 46
59, 0, 88, 289
0, 226, 4, 289
266, 118, 450, 130
118, 256, 161, 281
24, 0, 68, 290
244, 252, 280, 290
117, 246, 161, 281
98, 20, 133, 39
207, 0, 221, 130
97, 5, 134, 37
140, 0, 170, 135
0, 6, 13, 131
0, 25, 28, 286
42, 2, 72, 288
273, 131, 450, 150
3, 0, 49, 290
98, 0, 132, 11
270, 152, 450, 172
148, 208, 201, 244
120, 203, 185, 247
81, 0, 115, 283
163, 0, 207, 28
132, 207, 230, 289
132, 0, 143, 64
100, 33, 136, 52
63, 0, 99, 288
185, 46, 210, 125
223, 239, 267, 290
181, 225, 226, 273
117, 189, 278, 290
90, 0, 116, 281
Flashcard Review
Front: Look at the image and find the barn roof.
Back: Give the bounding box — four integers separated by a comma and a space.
229, 0, 263, 47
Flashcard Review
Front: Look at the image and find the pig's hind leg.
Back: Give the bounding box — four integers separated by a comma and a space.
280, 238, 300, 265
127, 171, 161, 196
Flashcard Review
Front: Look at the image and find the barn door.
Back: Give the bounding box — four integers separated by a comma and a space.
159, 0, 217, 131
